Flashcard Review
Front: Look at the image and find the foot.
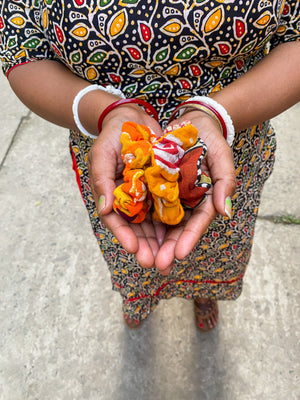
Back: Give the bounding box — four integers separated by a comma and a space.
123, 314, 143, 329
194, 298, 218, 332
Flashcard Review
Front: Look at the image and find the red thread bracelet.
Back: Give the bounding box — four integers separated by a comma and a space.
98, 98, 159, 132
168, 100, 228, 141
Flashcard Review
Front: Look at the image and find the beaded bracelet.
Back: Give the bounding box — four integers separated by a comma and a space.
168, 96, 235, 146
97, 98, 159, 132
72, 84, 125, 140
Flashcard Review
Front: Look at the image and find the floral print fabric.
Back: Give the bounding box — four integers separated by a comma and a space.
0, 0, 299, 321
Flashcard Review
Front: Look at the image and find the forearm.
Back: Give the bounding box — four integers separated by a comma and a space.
7, 60, 123, 135
212, 41, 300, 132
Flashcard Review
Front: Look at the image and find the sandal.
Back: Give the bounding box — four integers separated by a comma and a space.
194, 298, 218, 333
123, 314, 143, 329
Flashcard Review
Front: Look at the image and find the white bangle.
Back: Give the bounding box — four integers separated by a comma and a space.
189, 96, 235, 146
171, 95, 235, 146
72, 84, 126, 140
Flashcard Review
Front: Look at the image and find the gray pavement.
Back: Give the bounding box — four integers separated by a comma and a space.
0, 73, 299, 400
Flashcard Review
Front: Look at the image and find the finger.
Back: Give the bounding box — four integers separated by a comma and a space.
174, 199, 217, 260
87, 132, 123, 216
88, 149, 117, 215
100, 212, 139, 254
206, 141, 236, 218
130, 222, 156, 268
152, 220, 167, 247
157, 263, 174, 276
213, 177, 236, 218
154, 219, 187, 274
136, 215, 160, 258
155, 239, 177, 274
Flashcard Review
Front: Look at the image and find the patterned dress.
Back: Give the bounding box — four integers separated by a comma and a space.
1, 0, 299, 322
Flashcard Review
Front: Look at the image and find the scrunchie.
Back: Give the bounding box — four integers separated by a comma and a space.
113, 121, 155, 223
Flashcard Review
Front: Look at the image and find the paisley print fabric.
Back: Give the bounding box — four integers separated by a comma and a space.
1, 0, 299, 321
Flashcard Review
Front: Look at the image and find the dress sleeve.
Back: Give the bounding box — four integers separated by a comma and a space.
269, 0, 300, 49
0, 0, 54, 77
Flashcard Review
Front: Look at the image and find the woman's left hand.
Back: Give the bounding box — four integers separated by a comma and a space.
154, 111, 236, 275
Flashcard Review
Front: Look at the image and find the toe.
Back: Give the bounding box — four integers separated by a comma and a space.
210, 311, 218, 326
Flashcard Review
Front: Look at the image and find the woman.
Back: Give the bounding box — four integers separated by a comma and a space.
0, 0, 299, 331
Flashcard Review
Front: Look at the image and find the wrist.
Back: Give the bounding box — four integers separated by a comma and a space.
72, 84, 126, 139
176, 110, 224, 144
78, 90, 122, 136
97, 98, 159, 132
100, 103, 147, 128
178, 108, 223, 133
168, 96, 235, 146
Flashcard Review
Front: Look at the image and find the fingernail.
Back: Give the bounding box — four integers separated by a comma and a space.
225, 196, 232, 219
98, 195, 105, 214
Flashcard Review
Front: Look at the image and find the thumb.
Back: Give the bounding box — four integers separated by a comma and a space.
213, 176, 236, 219
94, 179, 116, 217
208, 144, 236, 218
87, 141, 118, 217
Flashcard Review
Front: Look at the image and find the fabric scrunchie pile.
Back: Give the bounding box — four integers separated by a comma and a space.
113, 121, 211, 225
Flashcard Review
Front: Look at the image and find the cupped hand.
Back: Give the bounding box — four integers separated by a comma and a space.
154, 111, 236, 275
87, 105, 165, 267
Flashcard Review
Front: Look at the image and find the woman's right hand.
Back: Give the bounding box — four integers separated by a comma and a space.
87, 105, 166, 268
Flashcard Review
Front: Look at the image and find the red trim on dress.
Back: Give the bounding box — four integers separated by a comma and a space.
120, 272, 245, 303
6, 61, 34, 78
69, 142, 84, 199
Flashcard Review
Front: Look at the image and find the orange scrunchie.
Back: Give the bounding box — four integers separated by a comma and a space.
113, 121, 155, 223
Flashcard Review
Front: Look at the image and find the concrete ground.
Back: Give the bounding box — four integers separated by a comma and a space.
0, 72, 299, 400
